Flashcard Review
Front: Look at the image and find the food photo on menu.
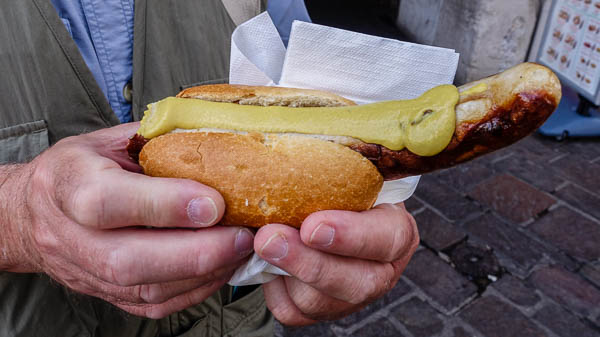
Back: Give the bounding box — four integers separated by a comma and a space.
1, 1, 600, 337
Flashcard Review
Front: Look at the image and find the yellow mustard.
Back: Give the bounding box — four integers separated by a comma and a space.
138, 84, 460, 156
460, 83, 488, 96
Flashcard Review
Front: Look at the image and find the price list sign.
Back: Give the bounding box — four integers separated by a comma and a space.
538, 0, 600, 101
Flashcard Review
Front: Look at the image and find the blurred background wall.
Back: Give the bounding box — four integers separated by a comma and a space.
306, 0, 550, 85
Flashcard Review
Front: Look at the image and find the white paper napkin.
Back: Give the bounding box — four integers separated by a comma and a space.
227, 13, 459, 286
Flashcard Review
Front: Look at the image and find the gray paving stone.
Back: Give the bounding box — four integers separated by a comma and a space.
554, 138, 600, 162
434, 160, 496, 193
391, 297, 444, 337
533, 302, 600, 337
530, 207, 600, 261
336, 278, 412, 328
452, 326, 476, 337
512, 135, 565, 163
529, 266, 600, 317
278, 322, 336, 337
403, 249, 477, 312
459, 295, 547, 337
468, 174, 556, 224
414, 208, 466, 251
352, 317, 406, 337
555, 184, 600, 221
493, 154, 564, 193
580, 262, 600, 289
463, 214, 545, 273
491, 274, 541, 307
552, 155, 600, 192
404, 196, 424, 213
415, 176, 482, 223
449, 242, 502, 287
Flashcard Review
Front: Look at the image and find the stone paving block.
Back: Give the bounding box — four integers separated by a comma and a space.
352, 317, 406, 337
463, 214, 545, 273
477, 144, 515, 164
468, 174, 556, 224
552, 155, 600, 192
556, 138, 600, 162
555, 184, 600, 221
277, 322, 336, 337
403, 249, 477, 313
533, 302, 600, 337
404, 196, 423, 213
530, 207, 600, 261
459, 295, 547, 337
415, 176, 482, 223
452, 326, 475, 337
449, 242, 502, 288
491, 274, 541, 307
580, 262, 600, 289
434, 160, 496, 193
529, 266, 600, 317
391, 297, 444, 337
512, 135, 564, 163
414, 209, 466, 251
492, 154, 564, 193
335, 278, 412, 328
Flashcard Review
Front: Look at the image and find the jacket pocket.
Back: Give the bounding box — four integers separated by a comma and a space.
0, 120, 49, 164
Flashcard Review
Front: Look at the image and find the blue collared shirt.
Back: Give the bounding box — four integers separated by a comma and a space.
51, 0, 310, 123
51, 0, 134, 123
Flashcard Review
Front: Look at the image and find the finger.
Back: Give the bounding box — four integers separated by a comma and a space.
255, 224, 396, 304
61, 167, 225, 229
65, 226, 254, 286
92, 122, 142, 172
115, 275, 230, 319
63, 122, 142, 172
299, 203, 419, 262
84, 121, 141, 142
284, 277, 364, 321
263, 276, 317, 326
121, 267, 238, 305
48, 258, 238, 305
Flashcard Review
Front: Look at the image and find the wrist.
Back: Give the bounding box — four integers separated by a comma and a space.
0, 162, 40, 272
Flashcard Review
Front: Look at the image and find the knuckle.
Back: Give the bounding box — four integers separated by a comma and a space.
102, 247, 135, 286
30, 222, 59, 255
294, 257, 324, 285
350, 267, 385, 304
138, 284, 160, 304
70, 181, 106, 227
143, 305, 171, 320
294, 298, 322, 317
269, 303, 304, 326
388, 212, 419, 261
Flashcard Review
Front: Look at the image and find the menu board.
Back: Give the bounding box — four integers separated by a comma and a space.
539, 0, 600, 99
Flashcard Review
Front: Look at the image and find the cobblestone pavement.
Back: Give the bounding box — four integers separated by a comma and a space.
275, 134, 600, 337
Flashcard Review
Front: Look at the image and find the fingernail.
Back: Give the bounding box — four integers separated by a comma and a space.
235, 228, 254, 256
260, 233, 288, 260
309, 223, 335, 247
187, 197, 218, 226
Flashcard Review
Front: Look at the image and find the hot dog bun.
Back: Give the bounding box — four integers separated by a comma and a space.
133, 62, 561, 228
139, 88, 382, 228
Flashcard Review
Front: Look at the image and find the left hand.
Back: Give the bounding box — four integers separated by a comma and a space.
254, 203, 419, 325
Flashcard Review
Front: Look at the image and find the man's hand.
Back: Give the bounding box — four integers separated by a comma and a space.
0, 123, 255, 319
255, 203, 419, 325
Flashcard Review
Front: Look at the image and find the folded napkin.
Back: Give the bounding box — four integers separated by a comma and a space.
227, 13, 459, 286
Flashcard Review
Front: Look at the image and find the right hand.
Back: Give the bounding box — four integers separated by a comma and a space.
13, 123, 254, 318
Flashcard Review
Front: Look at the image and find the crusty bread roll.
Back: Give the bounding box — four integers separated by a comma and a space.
133, 63, 561, 229
139, 86, 383, 228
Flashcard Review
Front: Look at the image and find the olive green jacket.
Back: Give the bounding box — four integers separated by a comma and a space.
0, 1, 272, 336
